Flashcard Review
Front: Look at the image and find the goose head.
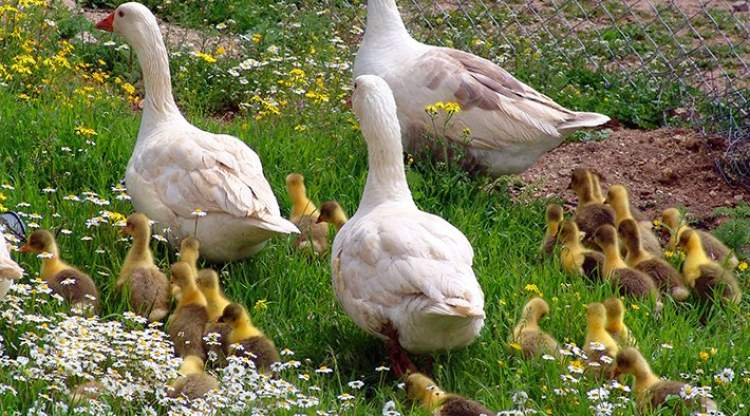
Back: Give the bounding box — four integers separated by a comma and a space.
352, 75, 401, 152
96, 3, 162, 52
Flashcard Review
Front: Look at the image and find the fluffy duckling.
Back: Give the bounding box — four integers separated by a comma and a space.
196, 269, 231, 322
613, 347, 719, 413
569, 168, 615, 249
167, 355, 220, 400
587, 169, 606, 204
603, 297, 635, 346
559, 220, 605, 280
168, 262, 209, 360
180, 237, 201, 275
593, 225, 660, 302
286, 173, 328, 255
606, 185, 662, 258
584, 303, 619, 373
20, 230, 99, 311
511, 297, 560, 358
678, 229, 742, 304
173, 237, 200, 301
316, 200, 348, 232
662, 208, 738, 269
541, 204, 563, 257
219, 303, 280, 373
119, 213, 170, 321
405, 372, 494, 416
618, 219, 689, 301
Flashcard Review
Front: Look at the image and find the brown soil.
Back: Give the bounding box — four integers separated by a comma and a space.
515, 127, 749, 223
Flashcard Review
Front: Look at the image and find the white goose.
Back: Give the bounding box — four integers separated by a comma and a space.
95, 3, 297, 262
0, 230, 23, 298
332, 75, 485, 374
353, 0, 610, 175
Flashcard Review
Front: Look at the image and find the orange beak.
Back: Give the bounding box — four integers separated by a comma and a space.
95, 12, 115, 32
19, 244, 33, 253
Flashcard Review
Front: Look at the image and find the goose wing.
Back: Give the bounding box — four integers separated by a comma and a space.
398, 47, 609, 147
132, 129, 297, 233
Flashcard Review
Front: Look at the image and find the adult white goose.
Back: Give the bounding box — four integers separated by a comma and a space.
353, 0, 610, 175
0, 230, 23, 298
95, 3, 297, 262
332, 75, 485, 375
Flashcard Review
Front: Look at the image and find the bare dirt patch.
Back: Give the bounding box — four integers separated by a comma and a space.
516, 127, 749, 223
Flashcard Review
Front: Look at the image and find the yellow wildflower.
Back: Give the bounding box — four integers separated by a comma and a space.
289, 68, 305, 79
652, 219, 661, 227
254, 298, 269, 312
739, 262, 748, 272
509, 342, 522, 351
294, 124, 307, 132
444, 102, 461, 114
195, 51, 217, 63
252, 33, 263, 44
121, 82, 136, 96
74, 126, 97, 138
524, 283, 542, 297
630, 304, 640, 311
699, 351, 709, 362
215, 46, 226, 56
424, 104, 438, 116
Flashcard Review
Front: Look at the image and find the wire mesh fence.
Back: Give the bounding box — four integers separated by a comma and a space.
374, 0, 749, 184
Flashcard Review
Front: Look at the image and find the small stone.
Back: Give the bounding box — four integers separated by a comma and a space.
735, 195, 744, 202
658, 168, 678, 185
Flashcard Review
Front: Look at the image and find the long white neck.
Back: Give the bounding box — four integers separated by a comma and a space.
358, 100, 414, 212
130, 22, 184, 136
363, 0, 414, 45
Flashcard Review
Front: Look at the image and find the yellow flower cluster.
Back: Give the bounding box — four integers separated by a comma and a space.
74, 126, 97, 138
195, 51, 217, 64
524, 283, 543, 297
251, 94, 284, 120
424, 101, 462, 116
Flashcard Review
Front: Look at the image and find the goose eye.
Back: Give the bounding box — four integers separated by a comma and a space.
118, 11, 124, 17
353, 81, 358, 90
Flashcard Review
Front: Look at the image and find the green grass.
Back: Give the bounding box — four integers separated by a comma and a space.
1, 1, 750, 415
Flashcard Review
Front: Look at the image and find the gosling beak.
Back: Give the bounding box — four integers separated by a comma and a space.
119, 226, 130, 236
315, 216, 325, 224
95, 12, 115, 32
19, 244, 32, 253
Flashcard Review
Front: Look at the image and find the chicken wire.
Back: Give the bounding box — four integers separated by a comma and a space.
373, 0, 749, 185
